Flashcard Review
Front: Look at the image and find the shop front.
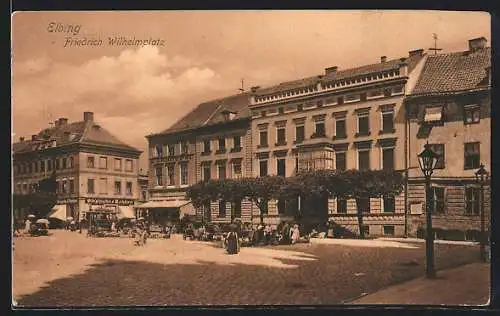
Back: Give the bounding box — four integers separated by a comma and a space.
79, 198, 136, 224
134, 199, 195, 226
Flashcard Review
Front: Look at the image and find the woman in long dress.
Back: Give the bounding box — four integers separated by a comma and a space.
291, 224, 300, 244
226, 229, 239, 255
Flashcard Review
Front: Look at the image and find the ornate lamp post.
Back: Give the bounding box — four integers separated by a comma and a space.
475, 163, 489, 262
418, 142, 439, 278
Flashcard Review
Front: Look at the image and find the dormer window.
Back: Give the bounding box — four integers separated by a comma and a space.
168, 144, 175, 156
181, 141, 189, 155
222, 110, 237, 121
424, 105, 444, 124
464, 105, 480, 125
154, 145, 163, 157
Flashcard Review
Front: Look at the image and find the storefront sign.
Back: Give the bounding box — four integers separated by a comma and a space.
85, 198, 135, 206
57, 199, 78, 204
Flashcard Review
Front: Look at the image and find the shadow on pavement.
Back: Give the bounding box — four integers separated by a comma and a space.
14, 243, 481, 307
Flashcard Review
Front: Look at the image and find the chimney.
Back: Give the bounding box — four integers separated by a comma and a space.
58, 117, 68, 126
31, 134, 38, 141
469, 37, 487, 52
84, 111, 94, 122
380, 56, 387, 63
250, 86, 260, 93
325, 66, 338, 75
409, 49, 424, 57
19, 137, 25, 142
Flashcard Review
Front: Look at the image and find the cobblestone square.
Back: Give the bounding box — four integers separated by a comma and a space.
13, 230, 483, 307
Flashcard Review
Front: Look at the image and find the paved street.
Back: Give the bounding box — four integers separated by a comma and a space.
13, 230, 486, 307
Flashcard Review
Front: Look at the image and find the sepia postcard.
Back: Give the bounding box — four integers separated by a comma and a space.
11, 10, 491, 308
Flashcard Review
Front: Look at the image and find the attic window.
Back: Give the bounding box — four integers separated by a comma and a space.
424, 106, 443, 123
222, 111, 237, 121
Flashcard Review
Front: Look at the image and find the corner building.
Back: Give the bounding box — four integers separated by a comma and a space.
249, 51, 427, 235
12, 112, 142, 222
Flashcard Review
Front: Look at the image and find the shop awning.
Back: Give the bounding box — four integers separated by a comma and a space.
424, 106, 443, 122
48, 204, 67, 221
134, 200, 191, 209
180, 202, 196, 218
117, 206, 136, 219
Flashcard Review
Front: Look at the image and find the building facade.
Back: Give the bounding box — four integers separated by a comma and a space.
13, 111, 142, 222
144, 93, 255, 224
405, 37, 491, 239
248, 51, 427, 234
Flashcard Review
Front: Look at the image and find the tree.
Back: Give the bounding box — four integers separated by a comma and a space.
241, 176, 286, 224
13, 172, 58, 220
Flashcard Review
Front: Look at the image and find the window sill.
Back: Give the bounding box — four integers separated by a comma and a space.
355, 132, 371, 137
379, 129, 396, 135
230, 147, 242, 153
201, 151, 212, 156
311, 134, 327, 139
257, 144, 269, 149
293, 140, 304, 144
275, 142, 287, 147
216, 149, 227, 154
332, 135, 347, 141
464, 166, 480, 171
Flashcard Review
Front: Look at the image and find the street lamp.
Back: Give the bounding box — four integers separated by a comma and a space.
475, 163, 489, 262
418, 142, 439, 278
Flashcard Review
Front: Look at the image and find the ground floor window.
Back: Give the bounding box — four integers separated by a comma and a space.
383, 196, 395, 213
357, 198, 370, 214
465, 187, 480, 215
337, 198, 347, 214
232, 200, 242, 218
431, 187, 445, 214
218, 200, 226, 217
383, 225, 395, 236
277, 199, 286, 214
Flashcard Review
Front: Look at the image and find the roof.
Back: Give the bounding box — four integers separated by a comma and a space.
13, 120, 142, 155
255, 53, 424, 96
410, 47, 491, 96
156, 92, 252, 135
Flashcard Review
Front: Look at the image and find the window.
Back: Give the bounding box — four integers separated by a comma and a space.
360, 92, 367, 102
167, 165, 175, 185
233, 161, 242, 178
424, 106, 443, 123
464, 105, 480, 124
233, 136, 241, 149
203, 140, 211, 153
335, 118, 346, 138
99, 178, 107, 194
180, 163, 188, 185
87, 179, 95, 194
168, 144, 175, 156
125, 159, 133, 172
383, 88, 392, 97
358, 149, 370, 170
464, 142, 480, 170
429, 144, 445, 169
315, 122, 325, 137
382, 147, 394, 170
277, 199, 286, 214
100, 157, 107, 169
336, 152, 346, 171
155, 145, 163, 157
259, 131, 268, 147
297, 104, 303, 112
62, 158, 67, 169
87, 156, 95, 168
383, 196, 395, 213
278, 107, 284, 114
357, 198, 370, 214
141, 191, 147, 201
203, 164, 211, 181
218, 163, 226, 179
126, 182, 133, 196
114, 181, 121, 195
55, 159, 60, 170
218, 137, 226, 151
155, 167, 163, 186
232, 200, 242, 218
337, 96, 344, 105
383, 225, 395, 236
181, 141, 189, 155
277, 158, 286, 177
34, 161, 39, 173
47, 160, 52, 171
259, 160, 268, 177
218, 200, 227, 217
381, 110, 394, 133
69, 179, 74, 194
68, 157, 74, 168
23, 183, 28, 193
357, 114, 370, 135
277, 127, 286, 145
431, 187, 445, 214
62, 180, 67, 194
465, 187, 480, 215
114, 158, 122, 171
295, 125, 305, 143
337, 198, 347, 214
40, 161, 45, 172
317, 100, 323, 108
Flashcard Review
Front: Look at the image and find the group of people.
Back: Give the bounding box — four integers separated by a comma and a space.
132, 218, 149, 246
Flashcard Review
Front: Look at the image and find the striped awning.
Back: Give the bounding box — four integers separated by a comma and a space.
134, 200, 191, 209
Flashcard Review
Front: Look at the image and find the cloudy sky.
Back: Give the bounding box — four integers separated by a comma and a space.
12, 10, 490, 171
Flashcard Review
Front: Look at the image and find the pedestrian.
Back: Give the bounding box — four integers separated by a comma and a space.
291, 224, 300, 244
226, 227, 239, 255
24, 217, 31, 234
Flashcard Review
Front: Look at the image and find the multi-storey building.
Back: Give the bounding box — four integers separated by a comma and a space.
12, 111, 142, 222
138, 169, 149, 203
248, 50, 427, 235
143, 93, 254, 224
405, 37, 491, 239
